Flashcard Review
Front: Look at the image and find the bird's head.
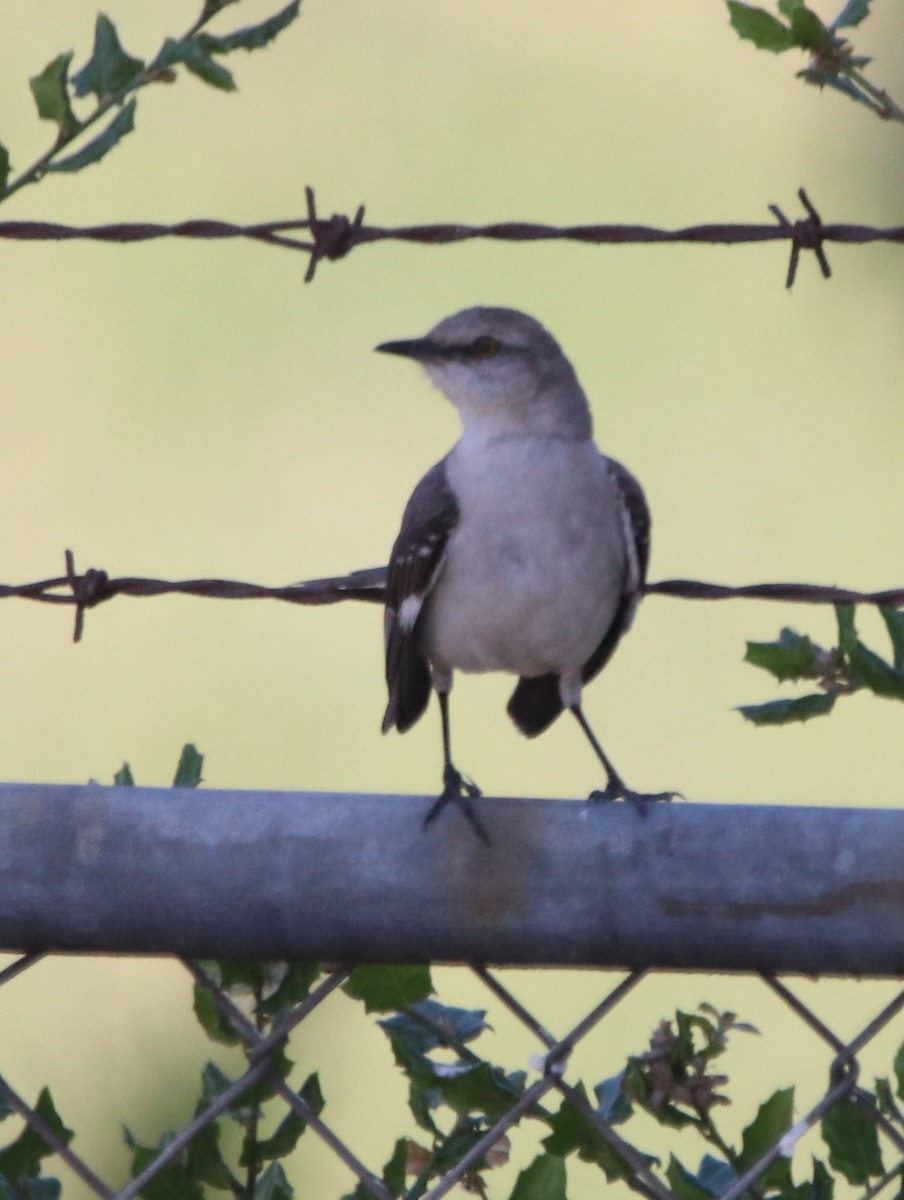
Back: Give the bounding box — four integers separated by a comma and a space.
377, 307, 592, 440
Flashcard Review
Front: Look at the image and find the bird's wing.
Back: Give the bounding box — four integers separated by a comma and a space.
382, 457, 460, 734
507, 454, 651, 737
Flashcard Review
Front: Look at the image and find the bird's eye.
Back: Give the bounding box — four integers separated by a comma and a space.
471, 336, 499, 359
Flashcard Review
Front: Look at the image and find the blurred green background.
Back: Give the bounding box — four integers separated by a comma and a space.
0, 0, 902, 1195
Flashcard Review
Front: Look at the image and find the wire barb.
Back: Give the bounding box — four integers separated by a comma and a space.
302, 185, 366, 282
769, 187, 832, 288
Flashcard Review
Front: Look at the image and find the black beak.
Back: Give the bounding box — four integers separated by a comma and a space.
375, 337, 444, 361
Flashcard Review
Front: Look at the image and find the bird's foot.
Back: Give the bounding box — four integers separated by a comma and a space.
424, 765, 490, 845
588, 785, 682, 817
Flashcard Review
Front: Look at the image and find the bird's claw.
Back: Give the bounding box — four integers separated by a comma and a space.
424, 766, 490, 844
588, 786, 682, 817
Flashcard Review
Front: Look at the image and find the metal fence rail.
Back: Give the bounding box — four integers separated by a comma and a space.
1, 786, 903, 1199
0, 784, 902, 972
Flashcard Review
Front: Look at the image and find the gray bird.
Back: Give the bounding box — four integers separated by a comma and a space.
377, 306, 670, 839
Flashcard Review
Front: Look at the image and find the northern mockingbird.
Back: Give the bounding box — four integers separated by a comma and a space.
378, 306, 669, 839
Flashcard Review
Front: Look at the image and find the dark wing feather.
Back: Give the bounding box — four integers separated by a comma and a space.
507, 455, 651, 737
382, 458, 459, 734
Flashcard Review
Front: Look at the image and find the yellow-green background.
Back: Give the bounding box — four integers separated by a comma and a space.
0, 1, 902, 1195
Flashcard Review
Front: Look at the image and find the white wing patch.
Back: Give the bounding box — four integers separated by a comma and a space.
398, 593, 426, 631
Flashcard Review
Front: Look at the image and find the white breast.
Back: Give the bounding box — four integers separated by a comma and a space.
421, 435, 627, 678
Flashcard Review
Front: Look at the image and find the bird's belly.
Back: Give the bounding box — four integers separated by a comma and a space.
422, 517, 623, 678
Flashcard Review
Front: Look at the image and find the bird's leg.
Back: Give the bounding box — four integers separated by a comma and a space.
569, 705, 677, 810
423, 691, 490, 844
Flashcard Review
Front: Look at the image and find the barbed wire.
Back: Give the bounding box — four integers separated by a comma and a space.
3, 186, 903, 287
3, 550, 902, 644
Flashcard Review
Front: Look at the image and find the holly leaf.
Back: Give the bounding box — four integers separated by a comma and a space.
738, 1088, 794, 1190
744, 628, 821, 681
822, 1100, 883, 1184
667, 1155, 718, 1200
789, 7, 834, 50
880, 607, 904, 670
543, 1084, 638, 1181
510, 1153, 567, 1200
197, 1, 302, 54
737, 692, 836, 725
239, 1073, 323, 1165
833, 0, 871, 28
343, 965, 432, 1013
193, 981, 242, 1046
727, 3, 795, 52
0, 1088, 73, 1179
71, 16, 145, 100
173, 743, 204, 788
114, 762, 135, 786
30, 54, 80, 139
251, 1160, 293, 1200
379, 1000, 488, 1056
432, 1062, 522, 1122
152, 40, 236, 91
847, 640, 904, 700
46, 100, 136, 174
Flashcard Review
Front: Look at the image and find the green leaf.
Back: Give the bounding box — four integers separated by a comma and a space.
737, 692, 836, 725
543, 1084, 637, 1181
128, 1131, 205, 1200
193, 982, 242, 1045
198, 1, 302, 54
344, 965, 433, 1013
379, 1000, 488, 1055
0, 1089, 73, 1179
594, 1072, 633, 1124
30, 54, 80, 139
0, 142, 10, 195
433, 1062, 522, 1122
46, 100, 136, 174
727, 2, 795, 51
236, 1043, 295, 1115
71, 16, 144, 100
381, 1139, 407, 1195
695, 1156, 736, 1196
152, 40, 236, 91
173, 743, 204, 788
880, 608, 904, 670
789, 7, 834, 49
738, 1087, 794, 1189
894, 1039, 904, 1101
745, 628, 820, 681
185, 1119, 232, 1190
240, 1073, 323, 1164
835, 605, 857, 655
510, 1152, 567, 1200
259, 962, 321, 1015
847, 640, 904, 700
778, 0, 806, 14
667, 1155, 716, 1200
833, 0, 871, 27
199, 1061, 236, 1109
821, 1100, 883, 1184
875, 1077, 903, 1121
789, 1157, 835, 1200
13, 1181, 61, 1200
253, 1161, 293, 1200
114, 762, 135, 786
